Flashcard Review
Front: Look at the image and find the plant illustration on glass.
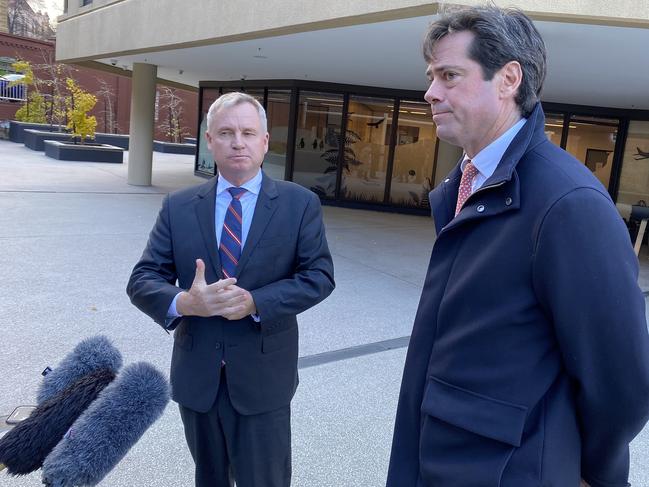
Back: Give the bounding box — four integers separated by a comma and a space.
634, 147, 649, 160
311, 128, 363, 198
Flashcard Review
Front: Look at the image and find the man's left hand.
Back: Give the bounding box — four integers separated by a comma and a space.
580, 480, 591, 487
220, 285, 257, 321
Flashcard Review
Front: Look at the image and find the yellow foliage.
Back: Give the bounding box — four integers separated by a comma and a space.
9, 60, 34, 87
65, 78, 97, 143
14, 93, 47, 123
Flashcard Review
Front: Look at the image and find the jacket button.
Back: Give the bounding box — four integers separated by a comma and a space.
505, 197, 513, 206
476, 204, 485, 213
215, 343, 222, 350
444, 178, 450, 183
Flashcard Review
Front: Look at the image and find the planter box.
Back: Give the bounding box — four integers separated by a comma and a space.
93, 132, 129, 150
44, 140, 124, 163
10, 121, 67, 143
24, 129, 75, 151
153, 140, 196, 154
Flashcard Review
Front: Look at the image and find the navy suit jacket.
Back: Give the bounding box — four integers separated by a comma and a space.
127, 172, 335, 414
387, 104, 649, 487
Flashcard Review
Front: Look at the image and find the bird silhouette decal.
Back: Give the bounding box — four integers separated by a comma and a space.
634, 147, 649, 160
367, 117, 385, 128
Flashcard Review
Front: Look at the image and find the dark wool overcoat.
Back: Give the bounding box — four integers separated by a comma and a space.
387, 104, 649, 487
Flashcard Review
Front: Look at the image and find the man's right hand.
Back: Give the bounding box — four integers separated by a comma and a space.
176, 259, 240, 317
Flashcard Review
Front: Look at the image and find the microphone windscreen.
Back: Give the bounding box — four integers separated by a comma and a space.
0, 368, 116, 476
37, 335, 122, 405
42, 362, 170, 487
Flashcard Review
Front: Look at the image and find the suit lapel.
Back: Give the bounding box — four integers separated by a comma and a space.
236, 173, 279, 278
194, 176, 222, 278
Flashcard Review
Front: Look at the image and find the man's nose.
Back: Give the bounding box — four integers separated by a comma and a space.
424, 80, 441, 105
231, 132, 245, 148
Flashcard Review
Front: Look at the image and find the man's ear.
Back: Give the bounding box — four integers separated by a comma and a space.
499, 60, 523, 100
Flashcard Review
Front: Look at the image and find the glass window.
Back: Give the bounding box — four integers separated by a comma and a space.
617, 121, 649, 213
565, 115, 619, 189
292, 91, 344, 199
196, 88, 220, 176
241, 88, 264, 105
544, 113, 564, 147
389, 100, 438, 208
264, 90, 290, 180
341, 96, 395, 203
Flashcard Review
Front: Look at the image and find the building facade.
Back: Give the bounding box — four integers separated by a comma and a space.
54, 0, 649, 213
0, 32, 198, 142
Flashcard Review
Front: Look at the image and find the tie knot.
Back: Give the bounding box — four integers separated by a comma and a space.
228, 187, 246, 200
463, 160, 479, 179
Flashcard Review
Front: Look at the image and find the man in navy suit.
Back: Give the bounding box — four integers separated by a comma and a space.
127, 92, 335, 487
387, 6, 649, 487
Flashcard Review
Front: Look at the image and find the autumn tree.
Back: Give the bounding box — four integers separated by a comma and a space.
157, 87, 190, 143
10, 59, 46, 123
65, 78, 97, 143
38, 51, 75, 129
95, 78, 119, 134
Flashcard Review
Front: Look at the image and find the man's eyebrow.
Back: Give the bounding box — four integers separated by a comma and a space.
427, 64, 463, 77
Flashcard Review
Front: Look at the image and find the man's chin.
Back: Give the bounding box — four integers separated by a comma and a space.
435, 130, 461, 148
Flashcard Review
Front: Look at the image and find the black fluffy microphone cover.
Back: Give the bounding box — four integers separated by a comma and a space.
42, 362, 170, 487
0, 368, 116, 476
37, 335, 122, 405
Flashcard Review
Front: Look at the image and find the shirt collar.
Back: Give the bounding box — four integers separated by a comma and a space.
461, 118, 527, 177
216, 169, 263, 196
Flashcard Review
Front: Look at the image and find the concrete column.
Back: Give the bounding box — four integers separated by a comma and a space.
127, 62, 157, 186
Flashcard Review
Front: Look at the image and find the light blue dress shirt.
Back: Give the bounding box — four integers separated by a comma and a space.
460, 118, 527, 193
167, 170, 263, 319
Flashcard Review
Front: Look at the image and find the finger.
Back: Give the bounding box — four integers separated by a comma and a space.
206, 277, 237, 292
211, 291, 247, 309
223, 306, 247, 320
193, 259, 207, 286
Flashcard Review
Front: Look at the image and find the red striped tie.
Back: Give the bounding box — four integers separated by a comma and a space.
219, 187, 246, 278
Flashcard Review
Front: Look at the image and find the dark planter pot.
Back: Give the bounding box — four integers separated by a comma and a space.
153, 140, 196, 154
93, 133, 130, 150
10, 122, 67, 144
44, 140, 124, 163
24, 129, 75, 151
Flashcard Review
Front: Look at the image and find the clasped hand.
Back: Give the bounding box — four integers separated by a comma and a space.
177, 259, 256, 320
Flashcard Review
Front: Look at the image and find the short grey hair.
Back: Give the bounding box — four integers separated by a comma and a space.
206, 91, 268, 133
423, 6, 546, 117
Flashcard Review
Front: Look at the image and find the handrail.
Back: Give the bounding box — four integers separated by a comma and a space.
0, 82, 27, 102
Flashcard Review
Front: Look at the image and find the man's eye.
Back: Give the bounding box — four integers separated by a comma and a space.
445, 72, 458, 81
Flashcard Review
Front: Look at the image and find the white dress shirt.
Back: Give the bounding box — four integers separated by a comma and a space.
167, 170, 263, 319
460, 118, 527, 193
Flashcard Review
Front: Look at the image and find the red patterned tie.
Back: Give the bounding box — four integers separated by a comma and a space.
455, 160, 479, 217
219, 187, 246, 278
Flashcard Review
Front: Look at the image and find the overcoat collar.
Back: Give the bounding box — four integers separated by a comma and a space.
430, 103, 547, 235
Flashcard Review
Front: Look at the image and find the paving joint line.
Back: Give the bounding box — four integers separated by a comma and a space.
298, 335, 410, 369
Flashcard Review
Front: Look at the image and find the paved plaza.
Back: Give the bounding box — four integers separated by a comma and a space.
1, 138, 648, 486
